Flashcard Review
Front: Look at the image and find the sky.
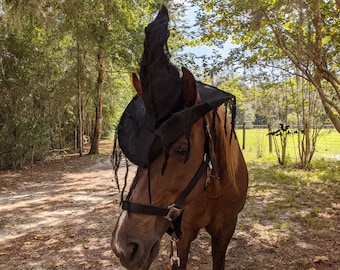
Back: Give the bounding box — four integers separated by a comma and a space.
178, 4, 237, 65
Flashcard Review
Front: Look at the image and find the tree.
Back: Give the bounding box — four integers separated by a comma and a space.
289, 77, 326, 167
217, 76, 250, 126
0, 0, 189, 168
0, 19, 60, 168
57, 0, 180, 155
192, 0, 340, 132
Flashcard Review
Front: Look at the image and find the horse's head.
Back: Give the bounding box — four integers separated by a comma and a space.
111, 67, 208, 270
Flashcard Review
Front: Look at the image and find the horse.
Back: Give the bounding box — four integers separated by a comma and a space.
111, 67, 248, 270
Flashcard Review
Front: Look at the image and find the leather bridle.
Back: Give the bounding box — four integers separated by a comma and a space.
121, 121, 214, 239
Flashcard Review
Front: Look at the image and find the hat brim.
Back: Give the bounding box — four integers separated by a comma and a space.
117, 82, 235, 167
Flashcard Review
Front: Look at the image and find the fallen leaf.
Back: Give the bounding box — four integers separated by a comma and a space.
313, 255, 329, 263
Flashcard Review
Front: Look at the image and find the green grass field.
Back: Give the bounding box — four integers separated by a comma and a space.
235, 128, 340, 164
232, 128, 340, 268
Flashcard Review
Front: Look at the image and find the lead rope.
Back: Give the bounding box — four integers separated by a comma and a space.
170, 235, 180, 269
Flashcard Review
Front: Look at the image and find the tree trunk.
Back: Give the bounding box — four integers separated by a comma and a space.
268, 123, 273, 153
89, 52, 104, 155
311, 1, 340, 132
77, 42, 84, 156
281, 135, 287, 166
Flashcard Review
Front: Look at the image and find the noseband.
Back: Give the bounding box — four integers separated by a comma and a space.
121, 120, 215, 239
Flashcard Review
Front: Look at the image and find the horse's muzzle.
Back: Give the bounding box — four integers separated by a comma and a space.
111, 211, 161, 270
111, 235, 160, 270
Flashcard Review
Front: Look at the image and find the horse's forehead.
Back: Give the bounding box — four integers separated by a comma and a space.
165, 119, 204, 149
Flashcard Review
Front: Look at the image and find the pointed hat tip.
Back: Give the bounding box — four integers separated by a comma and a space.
157, 5, 168, 19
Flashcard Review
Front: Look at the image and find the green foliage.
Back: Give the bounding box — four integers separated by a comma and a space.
189, 0, 339, 165
0, 21, 58, 166
218, 77, 247, 105
0, 1, 188, 169
192, 0, 340, 131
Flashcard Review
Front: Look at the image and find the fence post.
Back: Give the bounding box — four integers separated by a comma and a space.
242, 122, 246, 150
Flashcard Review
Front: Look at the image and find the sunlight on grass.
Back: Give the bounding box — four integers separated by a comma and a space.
238, 148, 340, 266
236, 128, 340, 163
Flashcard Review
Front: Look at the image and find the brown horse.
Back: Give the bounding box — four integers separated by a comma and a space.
111, 67, 248, 270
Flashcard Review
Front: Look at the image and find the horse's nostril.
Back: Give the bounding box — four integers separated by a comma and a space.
127, 242, 139, 262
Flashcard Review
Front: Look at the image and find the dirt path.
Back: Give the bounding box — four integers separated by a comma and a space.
0, 152, 338, 269
0, 156, 124, 269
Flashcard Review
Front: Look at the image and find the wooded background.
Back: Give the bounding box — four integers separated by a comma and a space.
0, 0, 339, 169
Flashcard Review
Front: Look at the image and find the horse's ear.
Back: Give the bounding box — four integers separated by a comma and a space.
132, 73, 142, 96
181, 67, 198, 107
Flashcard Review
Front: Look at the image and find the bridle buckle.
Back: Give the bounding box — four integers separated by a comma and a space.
170, 236, 180, 267
165, 204, 182, 222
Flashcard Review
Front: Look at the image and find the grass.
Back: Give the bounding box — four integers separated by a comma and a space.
237, 128, 339, 231
235, 128, 340, 163
236, 137, 340, 268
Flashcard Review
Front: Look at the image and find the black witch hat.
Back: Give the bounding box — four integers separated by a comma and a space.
117, 6, 236, 168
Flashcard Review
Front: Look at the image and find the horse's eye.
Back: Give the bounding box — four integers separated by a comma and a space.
174, 144, 189, 156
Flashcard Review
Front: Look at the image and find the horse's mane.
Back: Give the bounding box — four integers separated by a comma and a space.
204, 107, 239, 191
